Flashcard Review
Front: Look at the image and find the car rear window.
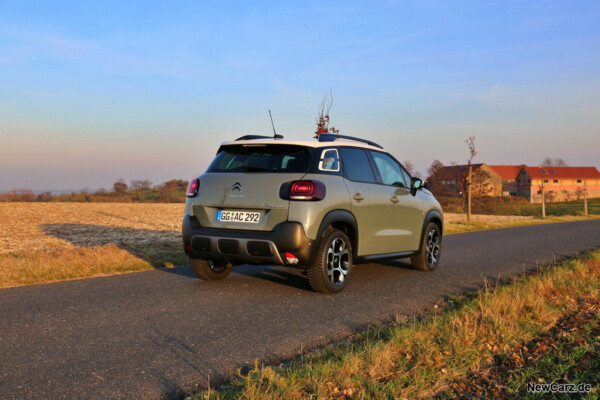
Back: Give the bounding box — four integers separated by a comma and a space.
207, 145, 313, 173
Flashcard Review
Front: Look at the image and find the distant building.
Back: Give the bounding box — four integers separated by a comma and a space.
433, 163, 600, 202
487, 165, 523, 196
435, 164, 521, 197
516, 166, 600, 203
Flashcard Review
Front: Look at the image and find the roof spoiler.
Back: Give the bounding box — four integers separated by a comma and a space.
235, 134, 284, 141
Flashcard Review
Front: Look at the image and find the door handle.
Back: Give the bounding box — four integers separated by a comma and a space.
353, 193, 364, 201
390, 196, 399, 204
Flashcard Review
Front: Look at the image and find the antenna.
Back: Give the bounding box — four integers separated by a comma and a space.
268, 109, 278, 139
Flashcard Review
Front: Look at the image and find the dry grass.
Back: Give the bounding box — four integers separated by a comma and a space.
0, 202, 186, 287
445, 213, 599, 234
195, 250, 600, 399
0, 246, 151, 286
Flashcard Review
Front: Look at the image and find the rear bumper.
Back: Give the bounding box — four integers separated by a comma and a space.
182, 215, 314, 267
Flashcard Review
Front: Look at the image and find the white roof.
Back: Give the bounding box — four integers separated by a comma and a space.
220, 137, 384, 151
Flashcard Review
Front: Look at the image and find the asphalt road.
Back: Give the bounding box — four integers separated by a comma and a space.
1, 220, 599, 399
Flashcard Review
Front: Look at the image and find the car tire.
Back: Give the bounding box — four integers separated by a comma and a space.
411, 222, 442, 271
190, 258, 233, 281
307, 229, 353, 294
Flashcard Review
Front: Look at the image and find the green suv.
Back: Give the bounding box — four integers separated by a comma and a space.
182, 134, 443, 293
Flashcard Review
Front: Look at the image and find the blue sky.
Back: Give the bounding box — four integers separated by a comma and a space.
1, 0, 599, 191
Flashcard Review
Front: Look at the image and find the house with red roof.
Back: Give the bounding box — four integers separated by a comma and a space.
516, 166, 600, 203
487, 165, 523, 195
434, 164, 522, 197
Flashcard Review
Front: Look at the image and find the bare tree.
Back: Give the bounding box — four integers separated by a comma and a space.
403, 160, 418, 177
426, 160, 445, 195
471, 168, 492, 198
537, 167, 548, 218
0, 189, 35, 202
113, 179, 128, 196
465, 136, 477, 221
454, 162, 468, 198
555, 158, 567, 167
584, 180, 588, 215
130, 179, 153, 191
314, 90, 340, 138
80, 187, 91, 202
540, 157, 567, 167
36, 192, 53, 202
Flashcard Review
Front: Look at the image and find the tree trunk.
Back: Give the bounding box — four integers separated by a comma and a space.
584, 181, 588, 215
467, 164, 472, 221
541, 182, 546, 219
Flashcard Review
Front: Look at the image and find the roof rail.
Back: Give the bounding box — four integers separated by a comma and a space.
235, 134, 284, 141
318, 133, 383, 149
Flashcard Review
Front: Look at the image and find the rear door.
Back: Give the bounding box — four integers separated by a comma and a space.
191, 144, 312, 231
340, 147, 390, 256
368, 151, 424, 252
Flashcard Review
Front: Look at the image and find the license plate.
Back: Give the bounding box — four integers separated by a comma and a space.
217, 210, 261, 224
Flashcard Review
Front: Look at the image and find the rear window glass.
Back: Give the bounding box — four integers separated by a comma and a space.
207, 145, 313, 173
340, 148, 376, 183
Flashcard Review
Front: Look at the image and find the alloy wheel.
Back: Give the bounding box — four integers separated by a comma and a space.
326, 238, 350, 286
426, 228, 440, 266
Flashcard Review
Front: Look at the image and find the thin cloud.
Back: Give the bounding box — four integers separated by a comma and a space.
0, 21, 202, 81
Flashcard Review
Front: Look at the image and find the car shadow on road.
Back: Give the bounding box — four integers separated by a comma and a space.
41, 223, 313, 289
233, 258, 419, 292
379, 258, 416, 270
42, 223, 418, 290
42, 223, 188, 269
234, 264, 314, 291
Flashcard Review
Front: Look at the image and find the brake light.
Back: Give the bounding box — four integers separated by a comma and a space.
289, 180, 325, 201
186, 178, 200, 197
285, 252, 299, 264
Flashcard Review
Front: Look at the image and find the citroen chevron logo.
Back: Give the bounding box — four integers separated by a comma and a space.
232, 182, 242, 191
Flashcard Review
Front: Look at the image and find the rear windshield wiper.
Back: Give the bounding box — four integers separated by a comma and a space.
241, 165, 269, 172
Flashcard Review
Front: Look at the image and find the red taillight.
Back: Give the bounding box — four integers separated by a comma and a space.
186, 178, 199, 197
289, 180, 325, 201
285, 252, 299, 264
184, 244, 192, 254
292, 181, 313, 194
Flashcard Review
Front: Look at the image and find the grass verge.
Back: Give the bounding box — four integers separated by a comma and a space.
445, 215, 600, 234
194, 249, 600, 399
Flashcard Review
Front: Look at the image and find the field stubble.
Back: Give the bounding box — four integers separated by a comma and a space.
0, 202, 185, 287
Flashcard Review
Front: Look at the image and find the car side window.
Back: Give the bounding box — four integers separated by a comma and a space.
340, 148, 376, 183
400, 166, 412, 186
370, 151, 408, 188
318, 148, 340, 172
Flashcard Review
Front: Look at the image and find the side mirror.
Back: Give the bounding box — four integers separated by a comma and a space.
411, 177, 423, 196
